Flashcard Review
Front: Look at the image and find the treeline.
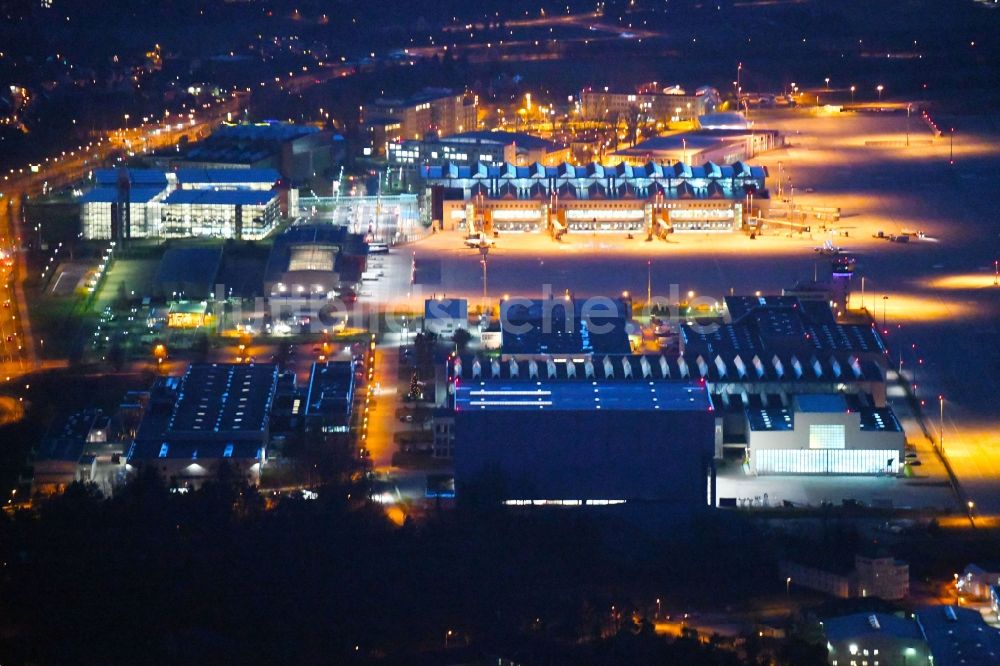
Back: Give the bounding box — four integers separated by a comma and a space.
0, 469, 824, 665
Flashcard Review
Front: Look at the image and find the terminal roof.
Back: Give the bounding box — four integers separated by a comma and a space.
452, 352, 882, 384
423, 160, 765, 182
454, 378, 709, 412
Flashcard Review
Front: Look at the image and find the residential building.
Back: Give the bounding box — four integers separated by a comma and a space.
579, 85, 720, 123
362, 88, 477, 154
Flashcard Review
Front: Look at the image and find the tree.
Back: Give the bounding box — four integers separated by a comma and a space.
452, 327, 472, 353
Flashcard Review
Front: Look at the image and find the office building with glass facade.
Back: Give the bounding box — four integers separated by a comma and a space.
79, 168, 280, 240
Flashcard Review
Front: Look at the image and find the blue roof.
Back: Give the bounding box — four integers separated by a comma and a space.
164, 189, 277, 206
825, 612, 923, 642
444, 130, 563, 151
454, 379, 710, 412
212, 121, 319, 141
795, 394, 847, 413
79, 186, 165, 204
175, 168, 280, 185
425, 298, 467, 320
93, 168, 167, 186
916, 605, 1000, 666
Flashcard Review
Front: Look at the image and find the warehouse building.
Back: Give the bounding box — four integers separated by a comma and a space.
263, 224, 368, 298
450, 354, 716, 506
32, 409, 124, 496
304, 360, 356, 435
746, 393, 904, 475
149, 120, 342, 186
127, 363, 278, 488
496, 295, 633, 357
423, 160, 768, 234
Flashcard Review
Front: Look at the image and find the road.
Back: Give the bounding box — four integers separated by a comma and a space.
0, 93, 243, 385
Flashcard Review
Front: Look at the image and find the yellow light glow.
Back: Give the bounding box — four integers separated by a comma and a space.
923, 273, 1000, 290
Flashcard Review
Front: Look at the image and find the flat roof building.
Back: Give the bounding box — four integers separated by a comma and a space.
149, 121, 341, 186
916, 605, 1000, 666
80, 167, 281, 241
450, 354, 716, 506
263, 224, 368, 298
497, 296, 633, 357
424, 297, 469, 337
391, 131, 570, 169
32, 409, 124, 496
304, 360, 356, 435
128, 363, 278, 488
153, 247, 223, 300
824, 612, 929, 666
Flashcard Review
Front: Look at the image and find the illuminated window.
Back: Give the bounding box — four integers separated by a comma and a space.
810, 424, 846, 449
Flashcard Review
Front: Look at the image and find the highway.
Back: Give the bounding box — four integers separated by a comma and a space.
0, 93, 243, 384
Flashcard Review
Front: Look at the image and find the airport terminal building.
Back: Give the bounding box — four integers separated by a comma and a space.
423, 160, 768, 234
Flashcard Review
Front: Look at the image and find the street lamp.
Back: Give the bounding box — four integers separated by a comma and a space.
850, 85, 856, 103
906, 103, 911, 147
824, 77, 830, 90
656, 597, 661, 619
786, 577, 792, 597
949, 127, 955, 165
876, 84, 884, 101
939, 395, 945, 452
882, 295, 888, 330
